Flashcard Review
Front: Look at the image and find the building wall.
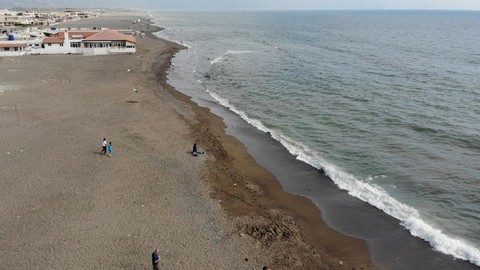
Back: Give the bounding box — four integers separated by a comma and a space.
31, 45, 79, 55
27, 46, 135, 56
0, 46, 27, 56
0, 50, 27, 56
77, 47, 136, 56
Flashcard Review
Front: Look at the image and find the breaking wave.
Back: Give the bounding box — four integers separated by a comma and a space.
206, 89, 480, 267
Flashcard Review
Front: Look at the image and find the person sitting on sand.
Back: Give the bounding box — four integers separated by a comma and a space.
192, 143, 204, 157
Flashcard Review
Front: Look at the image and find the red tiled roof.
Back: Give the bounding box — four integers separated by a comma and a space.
43, 37, 64, 44
83, 30, 136, 44
0, 43, 27, 48
58, 31, 98, 39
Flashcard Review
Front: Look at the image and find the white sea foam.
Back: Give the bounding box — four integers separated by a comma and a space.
210, 56, 224, 65
0, 85, 16, 95
325, 166, 480, 265
206, 89, 480, 266
210, 50, 253, 65
207, 90, 267, 131
226, 50, 253, 55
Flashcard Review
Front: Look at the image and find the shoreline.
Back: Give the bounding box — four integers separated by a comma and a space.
150, 15, 373, 270
160, 58, 373, 269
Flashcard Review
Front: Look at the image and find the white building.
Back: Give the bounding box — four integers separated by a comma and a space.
0, 29, 137, 56
0, 27, 45, 55
0, 10, 36, 28
1, 21, 137, 56
0, 42, 27, 56
0, 9, 18, 28
16, 11, 35, 25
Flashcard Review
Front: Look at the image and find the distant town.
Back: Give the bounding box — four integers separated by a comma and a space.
0, 9, 139, 56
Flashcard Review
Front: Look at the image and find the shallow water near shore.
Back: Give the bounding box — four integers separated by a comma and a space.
151, 10, 480, 268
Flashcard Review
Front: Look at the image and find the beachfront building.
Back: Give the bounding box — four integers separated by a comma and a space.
37, 29, 136, 55
0, 28, 136, 56
81, 30, 137, 54
1, 26, 43, 55
0, 28, 43, 56
0, 42, 27, 56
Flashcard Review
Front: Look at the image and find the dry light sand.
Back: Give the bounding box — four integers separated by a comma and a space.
0, 10, 372, 270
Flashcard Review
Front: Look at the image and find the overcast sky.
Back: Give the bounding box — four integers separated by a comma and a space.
3, 0, 480, 10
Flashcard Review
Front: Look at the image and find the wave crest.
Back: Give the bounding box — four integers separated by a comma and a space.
210, 50, 253, 65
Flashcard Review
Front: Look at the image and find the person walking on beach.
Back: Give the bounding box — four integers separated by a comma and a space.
151, 248, 161, 270
101, 138, 107, 155
107, 142, 113, 157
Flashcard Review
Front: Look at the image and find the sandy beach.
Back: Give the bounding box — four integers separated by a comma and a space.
0, 10, 372, 269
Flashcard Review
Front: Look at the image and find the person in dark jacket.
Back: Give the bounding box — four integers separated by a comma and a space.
151, 249, 160, 270
192, 143, 204, 157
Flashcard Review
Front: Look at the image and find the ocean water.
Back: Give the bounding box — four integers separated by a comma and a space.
151, 10, 480, 266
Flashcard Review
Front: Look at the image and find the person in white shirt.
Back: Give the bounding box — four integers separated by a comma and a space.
102, 138, 107, 155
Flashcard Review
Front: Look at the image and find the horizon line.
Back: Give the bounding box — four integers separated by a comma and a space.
4, 6, 480, 12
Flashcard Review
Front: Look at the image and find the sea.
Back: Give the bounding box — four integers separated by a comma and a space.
150, 10, 480, 269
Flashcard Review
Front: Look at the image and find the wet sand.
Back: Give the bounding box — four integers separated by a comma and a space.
0, 10, 372, 269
